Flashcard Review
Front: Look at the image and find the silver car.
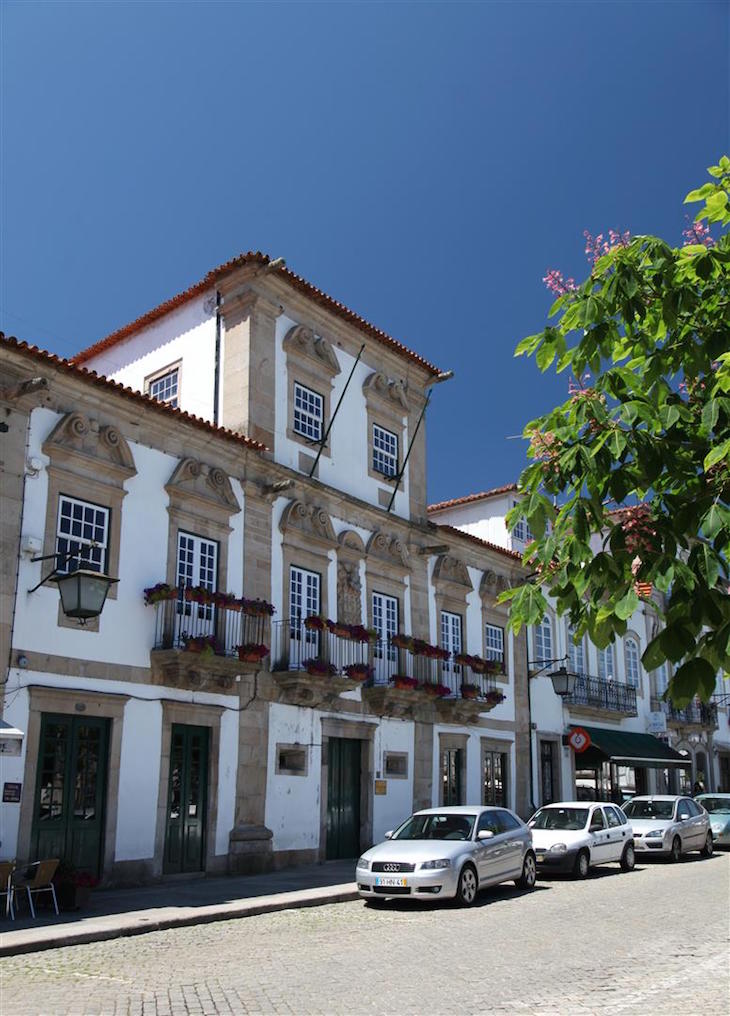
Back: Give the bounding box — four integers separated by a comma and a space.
694, 794, 730, 848
623, 795, 714, 861
356, 806, 536, 907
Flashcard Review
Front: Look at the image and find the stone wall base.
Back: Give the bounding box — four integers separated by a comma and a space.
228, 822, 274, 875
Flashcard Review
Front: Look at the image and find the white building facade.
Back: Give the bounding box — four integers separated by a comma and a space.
0, 255, 530, 884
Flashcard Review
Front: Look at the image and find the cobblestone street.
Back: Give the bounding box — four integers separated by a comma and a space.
2, 852, 728, 1016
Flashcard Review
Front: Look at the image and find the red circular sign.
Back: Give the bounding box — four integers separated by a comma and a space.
568, 727, 591, 753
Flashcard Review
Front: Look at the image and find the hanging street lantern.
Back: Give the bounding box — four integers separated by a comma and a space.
54, 569, 118, 622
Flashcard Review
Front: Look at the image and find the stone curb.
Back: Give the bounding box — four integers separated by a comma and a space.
0, 883, 359, 958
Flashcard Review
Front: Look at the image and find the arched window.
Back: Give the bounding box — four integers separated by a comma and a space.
625, 637, 641, 688
598, 643, 615, 681
567, 624, 585, 677
534, 615, 553, 664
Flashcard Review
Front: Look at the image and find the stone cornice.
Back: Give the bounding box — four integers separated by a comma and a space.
283, 323, 341, 378
42, 411, 137, 484
166, 457, 241, 516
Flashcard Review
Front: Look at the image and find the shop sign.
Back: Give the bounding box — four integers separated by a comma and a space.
647, 711, 667, 735
374, 779, 387, 795
568, 727, 591, 753
2, 782, 21, 803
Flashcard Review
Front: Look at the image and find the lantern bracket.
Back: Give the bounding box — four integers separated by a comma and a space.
27, 546, 96, 594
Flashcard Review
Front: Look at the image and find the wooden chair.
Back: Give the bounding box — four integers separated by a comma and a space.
10, 859, 60, 918
0, 860, 14, 919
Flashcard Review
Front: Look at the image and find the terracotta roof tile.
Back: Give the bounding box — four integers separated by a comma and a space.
1, 334, 268, 453
428, 483, 519, 513
434, 523, 523, 562
71, 251, 442, 376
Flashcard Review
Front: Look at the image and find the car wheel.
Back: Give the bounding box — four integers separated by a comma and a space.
515, 852, 537, 890
573, 849, 590, 879
700, 832, 714, 858
670, 836, 682, 863
455, 864, 478, 907
620, 842, 636, 872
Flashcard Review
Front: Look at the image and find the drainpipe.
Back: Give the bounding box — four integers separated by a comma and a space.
213, 291, 221, 426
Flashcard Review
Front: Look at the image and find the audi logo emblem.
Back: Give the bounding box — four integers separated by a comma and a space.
383, 863, 400, 872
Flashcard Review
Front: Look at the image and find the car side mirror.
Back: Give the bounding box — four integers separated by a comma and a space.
477, 829, 495, 840
384, 830, 393, 840
678, 813, 690, 822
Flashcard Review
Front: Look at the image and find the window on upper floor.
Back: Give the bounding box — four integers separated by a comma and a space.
56, 494, 110, 574
176, 531, 218, 626
625, 637, 641, 688
598, 643, 616, 681
146, 366, 180, 408
567, 624, 586, 677
485, 623, 505, 672
534, 614, 553, 664
512, 500, 533, 543
372, 423, 398, 478
441, 610, 463, 673
293, 381, 324, 443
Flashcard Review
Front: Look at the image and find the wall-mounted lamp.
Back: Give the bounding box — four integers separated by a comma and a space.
28, 547, 117, 624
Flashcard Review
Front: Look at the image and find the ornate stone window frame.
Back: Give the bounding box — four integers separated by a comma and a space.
41, 412, 137, 623
480, 736, 512, 808
432, 556, 473, 678
164, 458, 241, 596
438, 732, 468, 807
365, 531, 410, 632
362, 371, 409, 488
480, 569, 513, 686
283, 324, 341, 458
279, 500, 337, 623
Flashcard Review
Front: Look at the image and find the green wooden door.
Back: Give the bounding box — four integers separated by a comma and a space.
164, 724, 209, 874
326, 737, 361, 859
31, 713, 110, 877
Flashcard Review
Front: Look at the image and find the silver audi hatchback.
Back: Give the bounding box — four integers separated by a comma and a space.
356, 806, 536, 907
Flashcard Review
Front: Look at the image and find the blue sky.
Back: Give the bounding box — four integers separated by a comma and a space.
1, 1, 728, 503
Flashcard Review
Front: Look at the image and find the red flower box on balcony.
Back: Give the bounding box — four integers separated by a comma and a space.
391, 674, 419, 691
343, 663, 373, 682
236, 643, 269, 663
422, 682, 451, 698
304, 658, 337, 677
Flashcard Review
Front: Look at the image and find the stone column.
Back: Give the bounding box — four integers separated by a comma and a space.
412, 720, 434, 811
0, 396, 30, 700
512, 627, 532, 817
220, 288, 279, 449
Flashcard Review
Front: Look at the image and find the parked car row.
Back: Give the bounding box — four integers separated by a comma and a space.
355, 793, 723, 908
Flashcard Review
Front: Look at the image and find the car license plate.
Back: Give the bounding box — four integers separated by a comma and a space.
375, 876, 407, 887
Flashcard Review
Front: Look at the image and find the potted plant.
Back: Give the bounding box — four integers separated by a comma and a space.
304, 658, 337, 677
143, 582, 178, 605
390, 674, 419, 691
328, 619, 354, 639
460, 682, 482, 700
236, 643, 269, 663
214, 591, 239, 611
422, 682, 451, 698
182, 633, 220, 656
53, 863, 99, 911
349, 625, 379, 645
241, 597, 276, 617
484, 689, 506, 708
304, 615, 328, 632
391, 633, 414, 651
343, 662, 373, 682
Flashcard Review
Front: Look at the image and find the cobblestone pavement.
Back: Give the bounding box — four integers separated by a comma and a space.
2, 852, 728, 1015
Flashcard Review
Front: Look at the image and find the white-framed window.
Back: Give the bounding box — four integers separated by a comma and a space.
441, 611, 463, 673
372, 591, 399, 679
625, 637, 641, 688
598, 643, 616, 682
512, 500, 533, 543
148, 368, 179, 408
177, 531, 218, 624
485, 623, 505, 671
372, 424, 398, 478
293, 382, 323, 442
655, 661, 669, 696
567, 625, 585, 677
290, 564, 321, 663
534, 615, 553, 664
55, 495, 110, 574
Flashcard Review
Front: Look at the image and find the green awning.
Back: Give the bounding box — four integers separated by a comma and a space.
571, 726, 690, 768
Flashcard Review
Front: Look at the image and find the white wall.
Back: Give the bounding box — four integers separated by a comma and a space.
274, 314, 410, 518
0, 687, 29, 860
115, 698, 162, 861
82, 295, 217, 422
372, 719, 414, 841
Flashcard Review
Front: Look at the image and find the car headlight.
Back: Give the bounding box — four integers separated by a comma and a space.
420, 858, 451, 870
550, 843, 568, 853
645, 829, 666, 838
356, 856, 370, 870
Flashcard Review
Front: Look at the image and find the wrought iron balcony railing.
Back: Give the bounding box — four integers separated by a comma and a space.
651, 697, 718, 728
564, 674, 638, 715
152, 595, 270, 658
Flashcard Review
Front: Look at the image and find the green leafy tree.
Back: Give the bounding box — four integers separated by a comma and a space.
502, 158, 730, 707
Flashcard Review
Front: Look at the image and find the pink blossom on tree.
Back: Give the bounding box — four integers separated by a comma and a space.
542, 269, 577, 295
682, 216, 714, 247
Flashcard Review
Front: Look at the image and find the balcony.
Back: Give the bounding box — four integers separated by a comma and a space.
652, 697, 718, 729
564, 674, 638, 717
270, 621, 505, 719
149, 590, 272, 691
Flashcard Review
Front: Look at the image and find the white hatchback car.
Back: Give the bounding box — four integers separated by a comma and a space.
528, 801, 635, 878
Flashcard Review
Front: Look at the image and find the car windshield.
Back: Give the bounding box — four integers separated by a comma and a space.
697, 797, 730, 815
392, 813, 476, 841
624, 799, 675, 819
529, 807, 588, 831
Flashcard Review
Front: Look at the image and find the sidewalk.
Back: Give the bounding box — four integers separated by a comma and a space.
0, 860, 358, 957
